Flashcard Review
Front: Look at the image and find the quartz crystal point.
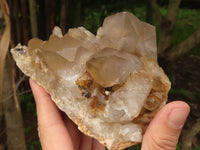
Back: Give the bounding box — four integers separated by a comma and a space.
11, 12, 171, 150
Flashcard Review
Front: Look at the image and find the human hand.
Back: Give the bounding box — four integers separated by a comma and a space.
30, 79, 190, 150
142, 101, 190, 150
29, 79, 105, 150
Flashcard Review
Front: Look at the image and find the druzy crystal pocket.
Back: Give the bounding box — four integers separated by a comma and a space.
11, 12, 171, 150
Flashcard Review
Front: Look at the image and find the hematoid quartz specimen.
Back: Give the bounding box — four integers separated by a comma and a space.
11, 12, 171, 150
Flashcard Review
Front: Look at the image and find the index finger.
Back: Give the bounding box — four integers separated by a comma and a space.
29, 79, 73, 150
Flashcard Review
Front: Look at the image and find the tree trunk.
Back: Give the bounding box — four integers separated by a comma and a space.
44, 0, 55, 38
166, 26, 200, 61
0, 0, 11, 120
158, 19, 174, 55
158, 0, 182, 54
148, 0, 163, 25
149, 0, 182, 55
44, 0, 50, 37
69, 0, 82, 27
8, 0, 16, 46
37, 1, 45, 39
50, 0, 55, 31
20, 0, 29, 44
166, 0, 182, 25
60, 0, 69, 34
0, 1, 27, 149
2, 54, 27, 150
11, 0, 22, 44
29, 0, 38, 38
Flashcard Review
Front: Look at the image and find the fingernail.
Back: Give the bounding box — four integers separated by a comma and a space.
168, 108, 189, 129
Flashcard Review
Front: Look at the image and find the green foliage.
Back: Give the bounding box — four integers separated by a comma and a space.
14, 3, 200, 150
125, 144, 141, 150
194, 145, 200, 150
169, 88, 197, 100
24, 126, 41, 150
19, 92, 35, 112
27, 139, 42, 150
168, 73, 176, 85
24, 126, 42, 150
18, 92, 33, 102
176, 143, 200, 150
161, 8, 200, 56
24, 127, 31, 134
173, 9, 200, 47
82, 1, 148, 34
152, 7, 200, 56
133, 7, 146, 21
159, 7, 167, 17
176, 143, 181, 150
83, 8, 108, 33
83, 6, 200, 56
169, 87, 200, 103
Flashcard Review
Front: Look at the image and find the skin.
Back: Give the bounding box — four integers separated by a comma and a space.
30, 79, 190, 150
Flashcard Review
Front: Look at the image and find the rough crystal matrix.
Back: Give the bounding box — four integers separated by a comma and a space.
11, 12, 171, 150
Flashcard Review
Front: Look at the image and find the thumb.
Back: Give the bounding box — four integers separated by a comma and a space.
142, 101, 190, 150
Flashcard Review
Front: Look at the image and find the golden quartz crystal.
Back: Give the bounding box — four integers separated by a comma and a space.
11, 12, 171, 150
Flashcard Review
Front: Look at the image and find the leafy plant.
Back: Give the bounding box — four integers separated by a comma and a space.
19, 92, 35, 112
27, 139, 42, 150
125, 144, 141, 150
169, 88, 199, 100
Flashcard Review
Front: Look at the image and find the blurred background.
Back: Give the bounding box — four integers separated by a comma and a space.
0, 0, 200, 149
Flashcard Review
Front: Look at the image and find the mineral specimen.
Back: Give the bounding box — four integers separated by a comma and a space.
11, 12, 171, 150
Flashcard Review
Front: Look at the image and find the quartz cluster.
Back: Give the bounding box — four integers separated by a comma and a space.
11, 12, 171, 150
